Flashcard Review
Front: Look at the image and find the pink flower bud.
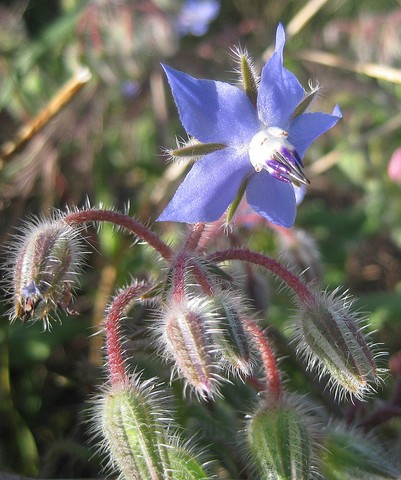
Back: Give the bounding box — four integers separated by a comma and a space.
157, 298, 219, 397
388, 147, 401, 183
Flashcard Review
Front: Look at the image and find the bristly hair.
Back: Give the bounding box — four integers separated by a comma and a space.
291, 286, 387, 403
3, 211, 87, 329
163, 136, 205, 164
229, 44, 260, 88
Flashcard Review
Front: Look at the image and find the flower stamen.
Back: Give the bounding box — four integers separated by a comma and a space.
249, 127, 310, 186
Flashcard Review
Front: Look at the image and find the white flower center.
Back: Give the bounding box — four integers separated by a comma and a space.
248, 127, 309, 186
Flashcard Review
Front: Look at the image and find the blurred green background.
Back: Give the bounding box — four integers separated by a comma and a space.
1, 0, 401, 477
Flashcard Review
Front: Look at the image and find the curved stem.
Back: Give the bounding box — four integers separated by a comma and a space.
64, 209, 172, 260
207, 248, 313, 304
190, 260, 214, 296
244, 320, 282, 401
105, 283, 152, 386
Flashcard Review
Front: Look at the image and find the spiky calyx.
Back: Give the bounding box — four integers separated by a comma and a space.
100, 381, 167, 480
96, 376, 210, 480
293, 288, 384, 401
246, 397, 317, 480
320, 424, 400, 479
159, 297, 220, 398
8, 216, 85, 328
210, 292, 252, 376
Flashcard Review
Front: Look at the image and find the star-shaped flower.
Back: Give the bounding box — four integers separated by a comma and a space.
158, 24, 341, 227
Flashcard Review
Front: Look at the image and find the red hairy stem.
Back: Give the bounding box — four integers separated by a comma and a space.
190, 261, 214, 296
64, 209, 172, 259
172, 250, 215, 302
172, 252, 188, 303
105, 284, 152, 385
183, 223, 206, 251
207, 248, 314, 304
196, 221, 222, 251
244, 319, 282, 401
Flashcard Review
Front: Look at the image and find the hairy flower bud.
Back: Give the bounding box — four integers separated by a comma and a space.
96, 377, 209, 480
167, 437, 210, 480
293, 289, 383, 400
246, 397, 316, 480
211, 292, 251, 375
159, 298, 219, 397
8, 218, 85, 327
321, 425, 400, 479
98, 378, 168, 480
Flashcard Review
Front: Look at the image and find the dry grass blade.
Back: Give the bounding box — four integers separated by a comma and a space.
0, 68, 92, 165
297, 49, 401, 85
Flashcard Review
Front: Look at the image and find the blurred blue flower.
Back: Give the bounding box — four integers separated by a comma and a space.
176, 0, 220, 37
159, 24, 341, 227
121, 80, 140, 98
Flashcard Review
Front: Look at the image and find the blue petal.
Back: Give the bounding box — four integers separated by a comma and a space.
162, 65, 260, 147
289, 105, 342, 157
246, 170, 296, 227
257, 24, 304, 128
158, 148, 252, 223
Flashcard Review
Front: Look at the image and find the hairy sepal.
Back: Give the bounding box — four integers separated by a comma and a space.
247, 398, 316, 480
293, 288, 383, 401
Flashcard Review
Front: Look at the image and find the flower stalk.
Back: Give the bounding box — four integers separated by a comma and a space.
105, 283, 153, 385
207, 248, 313, 303
64, 209, 172, 259
244, 319, 281, 401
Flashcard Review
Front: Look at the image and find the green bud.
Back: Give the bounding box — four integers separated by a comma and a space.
294, 289, 382, 400
97, 377, 211, 480
9, 218, 84, 327
99, 379, 168, 480
167, 440, 210, 480
247, 399, 315, 480
211, 293, 251, 375
321, 425, 400, 479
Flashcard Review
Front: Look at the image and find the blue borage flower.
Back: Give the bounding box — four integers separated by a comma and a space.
159, 24, 341, 227
176, 0, 220, 37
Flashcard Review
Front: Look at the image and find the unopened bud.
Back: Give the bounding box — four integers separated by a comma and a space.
159, 298, 218, 397
211, 292, 251, 375
98, 378, 168, 480
9, 218, 84, 327
247, 397, 316, 480
96, 376, 210, 480
167, 437, 210, 479
321, 424, 400, 479
293, 289, 383, 400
